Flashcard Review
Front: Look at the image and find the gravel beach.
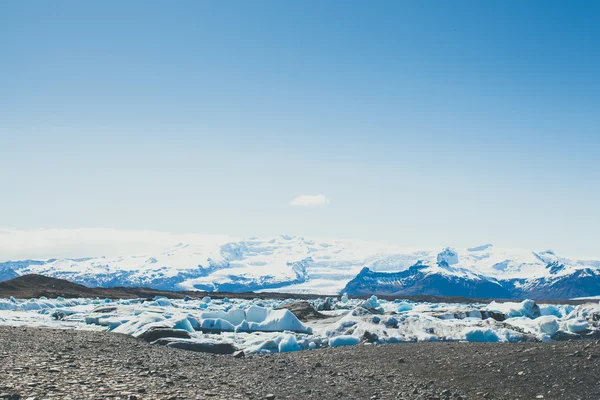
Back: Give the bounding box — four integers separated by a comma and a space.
0, 327, 599, 400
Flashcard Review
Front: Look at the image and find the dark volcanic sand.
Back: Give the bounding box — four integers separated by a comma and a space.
0, 327, 599, 400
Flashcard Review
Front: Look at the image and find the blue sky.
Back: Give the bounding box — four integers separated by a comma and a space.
1, 1, 599, 256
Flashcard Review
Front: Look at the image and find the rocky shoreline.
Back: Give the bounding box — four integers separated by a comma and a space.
1, 327, 599, 400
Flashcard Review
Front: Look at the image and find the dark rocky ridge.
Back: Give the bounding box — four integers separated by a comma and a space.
0, 274, 324, 301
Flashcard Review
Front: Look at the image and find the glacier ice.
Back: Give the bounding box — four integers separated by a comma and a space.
537, 316, 560, 335
396, 301, 413, 312
278, 334, 301, 352
463, 328, 500, 342
245, 309, 312, 333
199, 318, 236, 332
0, 295, 598, 354
329, 335, 360, 347
361, 295, 382, 312
566, 319, 589, 333
485, 300, 541, 319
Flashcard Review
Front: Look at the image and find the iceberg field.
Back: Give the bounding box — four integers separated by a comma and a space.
0, 295, 598, 354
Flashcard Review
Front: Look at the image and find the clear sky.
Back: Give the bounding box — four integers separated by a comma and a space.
1, 1, 599, 256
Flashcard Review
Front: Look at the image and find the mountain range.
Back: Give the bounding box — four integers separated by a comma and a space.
1, 235, 599, 299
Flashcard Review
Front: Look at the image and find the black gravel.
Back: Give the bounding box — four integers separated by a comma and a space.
0, 327, 599, 400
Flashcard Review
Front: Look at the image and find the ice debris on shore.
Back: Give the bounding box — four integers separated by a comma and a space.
1, 295, 599, 354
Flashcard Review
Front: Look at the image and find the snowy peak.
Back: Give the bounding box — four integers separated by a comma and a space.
342, 266, 510, 299
546, 261, 566, 275
437, 248, 459, 266
343, 256, 600, 300
1, 236, 599, 299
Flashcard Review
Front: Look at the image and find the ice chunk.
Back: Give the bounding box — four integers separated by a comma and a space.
145, 298, 173, 307
384, 317, 398, 328
364, 295, 379, 308
566, 319, 589, 333
156, 298, 173, 307
112, 312, 194, 336
397, 302, 413, 312
329, 335, 360, 347
20, 299, 57, 311
500, 329, 528, 343
326, 318, 358, 337
246, 309, 312, 333
112, 312, 167, 336
172, 317, 195, 332
567, 303, 600, 321
199, 318, 235, 332
537, 316, 559, 335
246, 306, 269, 323
187, 316, 200, 330
316, 297, 334, 311
249, 339, 279, 354
464, 328, 500, 342
360, 295, 382, 312
0, 300, 17, 311
278, 334, 301, 352
539, 304, 574, 318
200, 309, 245, 326
234, 320, 250, 333
98, 317, 126, 331
485, 300, 540, 319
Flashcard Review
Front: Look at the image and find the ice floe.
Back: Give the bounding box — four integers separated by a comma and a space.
0, 295, 598, 354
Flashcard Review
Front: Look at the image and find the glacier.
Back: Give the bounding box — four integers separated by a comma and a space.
1, 235, 600, 299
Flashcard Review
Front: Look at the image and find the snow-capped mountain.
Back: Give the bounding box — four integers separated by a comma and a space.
343, 247, 600, 299
1, 235, 599, 299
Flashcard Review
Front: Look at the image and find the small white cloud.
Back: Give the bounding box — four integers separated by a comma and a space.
290, 194, 330, 207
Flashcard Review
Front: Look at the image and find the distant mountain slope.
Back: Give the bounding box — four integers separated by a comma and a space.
0, 274, 107, 298
506, 268, 600, 300
0, 266, 19, 283
343, 261, 600, 300
343, 265, 512, 298
0, 275, 333, 301
1, 236, 599, 299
